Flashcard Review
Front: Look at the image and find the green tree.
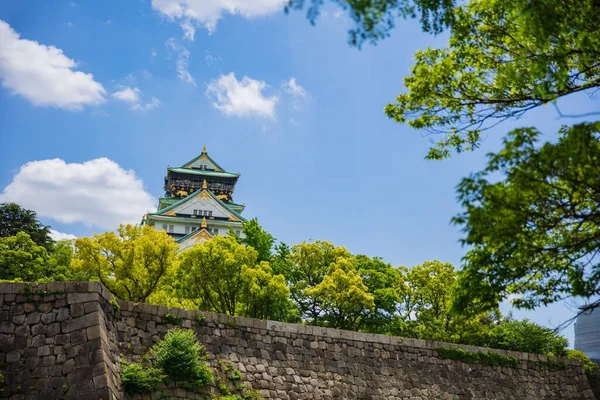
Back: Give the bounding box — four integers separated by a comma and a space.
176, 236, 289, 319
452, 123, 600, 314
286, 240, 351, 323
292, 0, 600, 158
0, 232, 48, 282
486, 316, 568, 356
393, 260, 496, 345
306, 257, 375, 330
240, 218, 275, 263
0, 203, 53, 249
287, 0, 455, 46
73, 224, 179, 302
353, 255, 400, 333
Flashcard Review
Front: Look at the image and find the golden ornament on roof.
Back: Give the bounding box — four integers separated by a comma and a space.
201, 217, 207, 229
202, 179, 208, 189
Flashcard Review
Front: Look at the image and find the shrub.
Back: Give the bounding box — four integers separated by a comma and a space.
121, 361, 164, 393
150, 328, 212, 385
567, 349, 599, 376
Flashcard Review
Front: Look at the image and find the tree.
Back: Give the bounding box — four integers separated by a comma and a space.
353, 255, 400, 333
306, 257, 375, 330
0, 232, 48, 282
175, 236, 289, 319
287, 0, 455, 47
0, 203, 53, 249
240, 218, 275, 263
292, 0, 600, 158
452, 123, 600, 314
486, 316, 568, 356
285, 240, 351, 323
73, 224, 178, 302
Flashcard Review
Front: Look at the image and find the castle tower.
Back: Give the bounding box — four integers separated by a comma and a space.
143, 145, 246, 250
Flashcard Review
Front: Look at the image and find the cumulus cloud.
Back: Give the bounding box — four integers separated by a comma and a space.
151, 0, 286, 39
0, 20, 105, 110
165, 38, 195, 86
50, 230, 77, 241
112, 87, 141, 103
0, 158, 156, 229
206, 72, 278, 119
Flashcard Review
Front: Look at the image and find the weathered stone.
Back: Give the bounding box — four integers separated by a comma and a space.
6, 350, 20, 362
70, 303, 85, 318
61, 311, 100, 333
56, 307, 69, 322
0, 321, 15, 333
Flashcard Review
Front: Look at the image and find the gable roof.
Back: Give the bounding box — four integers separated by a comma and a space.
151, 187, 246, 222
180, 148, 236, 174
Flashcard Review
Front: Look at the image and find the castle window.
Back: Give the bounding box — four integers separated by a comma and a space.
209, 211, 213, 217
213, 228, 219, 235
168, 225, 174, 233
185, 226, 190, 234
235, 230, 241, 236
162, 224, 168, 231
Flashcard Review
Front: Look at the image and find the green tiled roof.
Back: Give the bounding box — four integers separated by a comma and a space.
151, 188, 246, 222
167, 167, 240, 178
158, 197, 178, 211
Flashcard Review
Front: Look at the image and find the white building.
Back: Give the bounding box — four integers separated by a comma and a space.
142, 145, 245, 250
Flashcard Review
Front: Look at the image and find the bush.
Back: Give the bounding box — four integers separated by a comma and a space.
121, 361, 164, 393
567, 349, 599, 376
150, 328, 212, 385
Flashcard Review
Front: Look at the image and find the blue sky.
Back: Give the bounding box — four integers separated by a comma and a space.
0, 0, 598, 345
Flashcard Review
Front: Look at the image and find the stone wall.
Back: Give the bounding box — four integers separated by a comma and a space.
0, 282, 596, 400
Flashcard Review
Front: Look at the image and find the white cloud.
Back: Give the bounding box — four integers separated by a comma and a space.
111, 87, 141, 103
151, 0, 286, 38
0, 158, 156, 229
50, 230, 77, 241
112, 87, 160, 111
333, 10, 343, 19
0, 20, 105, 110
206, 72, 278, 119
282, 77, 310, 110
165, 38, 196, 86
132, 97, 161, 111
282, 77, 308, 100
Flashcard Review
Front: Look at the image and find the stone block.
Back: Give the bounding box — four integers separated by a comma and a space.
61, 311, 100, 333
68, 292, 99, 305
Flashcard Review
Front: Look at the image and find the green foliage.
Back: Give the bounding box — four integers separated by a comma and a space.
287, 0, 455, 46
286, 240, 351, 323
0, 232, 49, 282
305, 257, 375, 330
435, 347, 518, 368
150, 329, 212, 385
486, 317, 568, 357
163, 313, 182, 325
73, 224, 179, 302
194, 314, 207, 325
384, 0, 600, 158
121, 361, 164, 394
176, 236, 289, 320
110, 298, 120, 313
241, 218, 275, 263
0, 202, 53, 250
452, 123, 600, 314
567, 350, 598, 376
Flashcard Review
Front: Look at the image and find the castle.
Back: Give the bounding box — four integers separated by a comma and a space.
142, 145, 246, 250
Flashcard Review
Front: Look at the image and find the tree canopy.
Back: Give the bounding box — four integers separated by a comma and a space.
73, 224, 179, 302
452, 122, 600, 314
291, 0, 600, 158
0, 202, 53, 249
